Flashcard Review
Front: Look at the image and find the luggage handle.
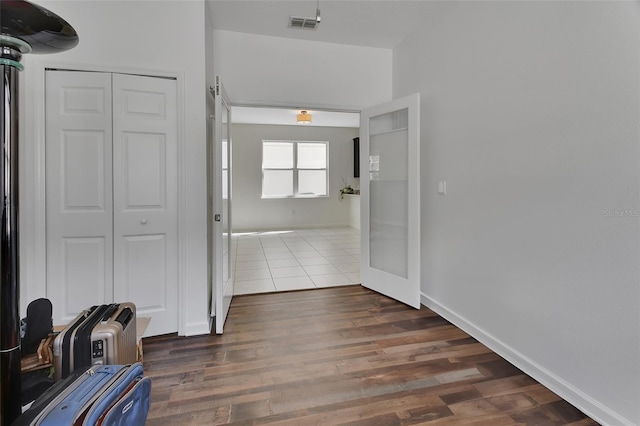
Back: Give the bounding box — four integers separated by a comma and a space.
115, 308, 134, 328
100, 304, 120, 322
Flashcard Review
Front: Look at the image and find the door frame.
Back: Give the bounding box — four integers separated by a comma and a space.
20, 60, 188, 333
210, 76, 234, 334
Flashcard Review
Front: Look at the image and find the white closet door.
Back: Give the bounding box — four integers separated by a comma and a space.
45, 71, 114, 323
112, 74, 178, 337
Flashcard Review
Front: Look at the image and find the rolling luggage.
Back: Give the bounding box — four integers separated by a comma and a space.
13, 363, 151, 426
91, 302, 137, 368
72, 305, 116, 373
53, 303, 137, 381
53, 306, 102, 381
14, 367, 91, 426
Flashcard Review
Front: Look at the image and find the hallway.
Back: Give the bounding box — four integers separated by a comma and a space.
232, 227, 360, 295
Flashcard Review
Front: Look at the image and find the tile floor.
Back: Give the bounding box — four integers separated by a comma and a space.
232, 227, 361, 295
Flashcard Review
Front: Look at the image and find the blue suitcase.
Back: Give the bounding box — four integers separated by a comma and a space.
14, 363, 151, 426
83, 363, 151, 426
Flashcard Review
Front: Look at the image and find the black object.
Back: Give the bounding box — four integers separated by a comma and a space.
0, 41, 22, 424
20, 370, 54, 407
59, 305, 107, 379
116, 307, 134, 327
59, 306, 96, 379
0, 0, 79, 54
0, 2, 78, 423
353, 137, 360, 178
20, 298, 54, 407
21, 298, 52, 355
72, 304, 114, 371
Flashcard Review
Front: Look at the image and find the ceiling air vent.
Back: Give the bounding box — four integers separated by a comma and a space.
288, 15, 319, 30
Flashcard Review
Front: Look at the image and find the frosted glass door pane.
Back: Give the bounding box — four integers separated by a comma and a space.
369, 109, 409, 278
222, 140, 228, 169
222, 101, 231, 285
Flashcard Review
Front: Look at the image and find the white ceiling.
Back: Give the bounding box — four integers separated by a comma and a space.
207, 0, 438, 49
208, 0, 436, 127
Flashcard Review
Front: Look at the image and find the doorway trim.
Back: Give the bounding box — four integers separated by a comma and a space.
20, 59, 187, 334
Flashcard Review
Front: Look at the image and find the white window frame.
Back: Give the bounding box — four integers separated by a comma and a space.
262, 140, 329, 199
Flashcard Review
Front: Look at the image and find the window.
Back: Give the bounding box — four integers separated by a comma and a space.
262, 140, 328, 198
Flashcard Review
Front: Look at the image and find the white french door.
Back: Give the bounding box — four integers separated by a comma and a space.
45, 70, 179, 336
209, 76, 234, 334
360, 93, 421, 308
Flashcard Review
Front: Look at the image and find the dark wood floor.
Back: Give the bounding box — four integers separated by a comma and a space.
142, 286, 598, 425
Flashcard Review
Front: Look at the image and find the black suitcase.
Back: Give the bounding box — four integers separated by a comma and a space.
53, 306, 99, 381
72, 304, 119, 369
53, 304, 116, 380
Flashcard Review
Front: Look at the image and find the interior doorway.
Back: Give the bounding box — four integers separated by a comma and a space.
233, 227, 360, 294
228, 106, 361, 295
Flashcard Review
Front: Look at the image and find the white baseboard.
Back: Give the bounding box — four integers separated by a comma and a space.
420, 292, 633, 426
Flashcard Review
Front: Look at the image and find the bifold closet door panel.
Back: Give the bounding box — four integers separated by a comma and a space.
46, 71, 179, 336
45, 70, 114, 323
111, 73, 178, 337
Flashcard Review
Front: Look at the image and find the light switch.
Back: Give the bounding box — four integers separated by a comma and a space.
438, 181, 447, 195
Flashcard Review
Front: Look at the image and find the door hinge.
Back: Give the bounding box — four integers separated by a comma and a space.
214, 214, 221, 222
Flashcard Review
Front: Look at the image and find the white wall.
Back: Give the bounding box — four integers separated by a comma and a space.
19, 0, 210, 335
213, 30, 391, 110
232, 124, 359, 231
205, 1, 216, 90
393, 2, 639, 424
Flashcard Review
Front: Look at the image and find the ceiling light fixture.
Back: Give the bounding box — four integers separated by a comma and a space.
297, 110, 312, 124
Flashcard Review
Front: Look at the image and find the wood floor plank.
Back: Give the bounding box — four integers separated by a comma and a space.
142, 286, 598, 425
